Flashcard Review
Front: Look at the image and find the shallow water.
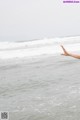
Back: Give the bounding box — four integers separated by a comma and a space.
0, 55, 80, 120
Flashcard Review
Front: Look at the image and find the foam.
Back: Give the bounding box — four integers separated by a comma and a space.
0, 36, 80, 59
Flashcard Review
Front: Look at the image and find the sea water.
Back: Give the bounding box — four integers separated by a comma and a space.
0, 36, 80, 59
0, 36, 80, 120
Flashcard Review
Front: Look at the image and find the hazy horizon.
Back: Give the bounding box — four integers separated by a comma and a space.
0, 0, 80, 41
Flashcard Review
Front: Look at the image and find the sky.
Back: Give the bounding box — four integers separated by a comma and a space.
0, 0, 80, 41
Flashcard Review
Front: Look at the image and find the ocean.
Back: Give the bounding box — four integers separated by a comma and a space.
0, 36, 80, 120
0, 36, 80, 59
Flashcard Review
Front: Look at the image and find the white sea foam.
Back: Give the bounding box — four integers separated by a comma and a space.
0, 36, 80, 59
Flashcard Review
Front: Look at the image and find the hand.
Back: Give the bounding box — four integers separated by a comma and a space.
60, 45, 69, 56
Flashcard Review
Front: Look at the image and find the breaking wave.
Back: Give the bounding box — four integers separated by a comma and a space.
0, 36, 80, 59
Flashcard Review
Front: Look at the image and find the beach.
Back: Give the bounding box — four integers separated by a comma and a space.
0, 54, 80, 120
1, 0, 80, 119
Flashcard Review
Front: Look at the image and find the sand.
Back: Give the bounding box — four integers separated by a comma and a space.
0, 55, 80, 120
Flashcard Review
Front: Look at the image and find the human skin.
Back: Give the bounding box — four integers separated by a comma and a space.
61, 45, 80, 59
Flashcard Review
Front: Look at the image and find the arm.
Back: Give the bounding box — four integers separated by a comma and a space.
61, 45, 80, 59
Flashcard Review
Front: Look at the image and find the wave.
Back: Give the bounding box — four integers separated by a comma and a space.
0, 36, 80, 59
